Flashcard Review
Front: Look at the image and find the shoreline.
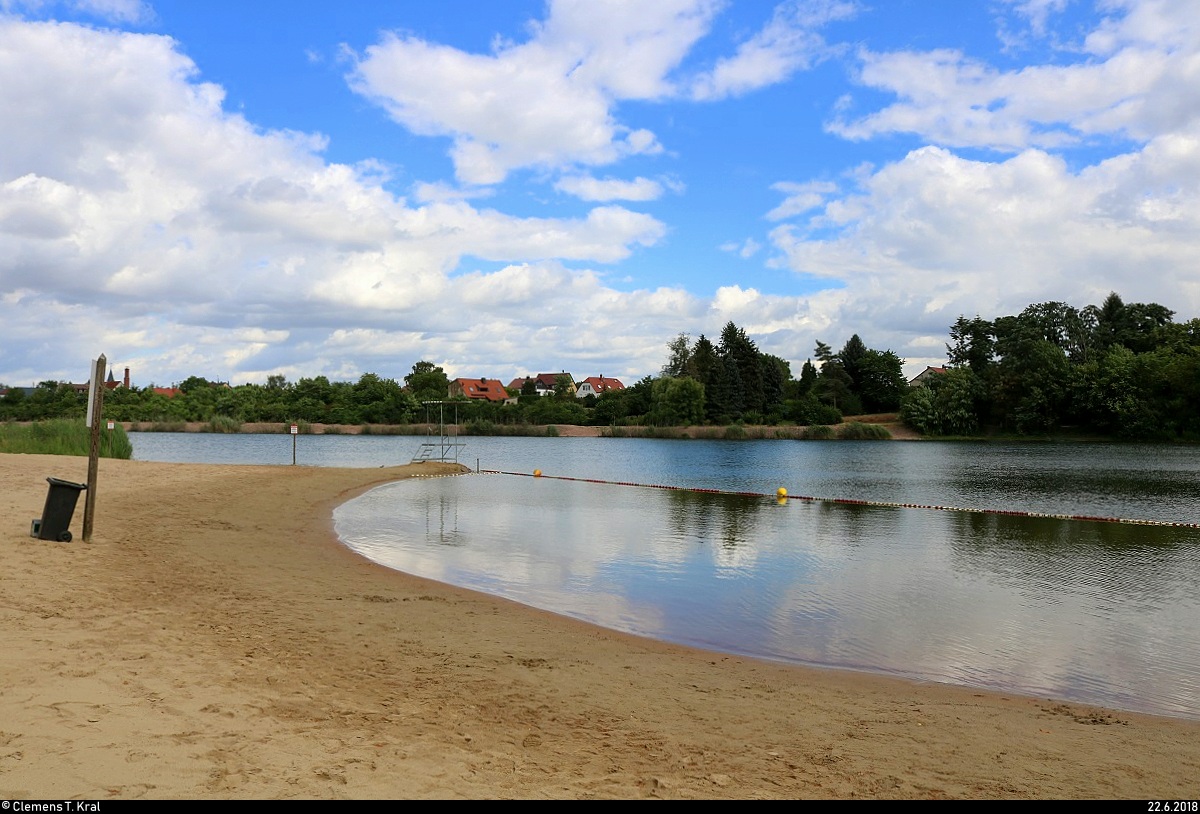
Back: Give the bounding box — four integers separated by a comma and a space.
3, 452, 1199, 799
115, 412, 922, 441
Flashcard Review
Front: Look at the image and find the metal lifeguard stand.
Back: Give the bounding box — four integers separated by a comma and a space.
411, 400, 466, 463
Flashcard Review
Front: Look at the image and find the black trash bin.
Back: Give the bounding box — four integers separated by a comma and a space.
38, 477, 87, 542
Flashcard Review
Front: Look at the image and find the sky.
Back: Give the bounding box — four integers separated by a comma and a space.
2, 0, 1198, 390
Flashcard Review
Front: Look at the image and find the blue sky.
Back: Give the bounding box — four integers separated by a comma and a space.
1, 0, 1197, 390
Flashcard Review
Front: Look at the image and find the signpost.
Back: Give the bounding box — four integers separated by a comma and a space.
82, 354, 105, 542
291, 423, 298, 465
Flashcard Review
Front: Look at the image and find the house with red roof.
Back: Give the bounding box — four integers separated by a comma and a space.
449, 377, 512, 403
507, 372, 576, 397
574, 375, 625, 399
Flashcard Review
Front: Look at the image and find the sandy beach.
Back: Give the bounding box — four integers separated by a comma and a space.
2, 452, 1198, 799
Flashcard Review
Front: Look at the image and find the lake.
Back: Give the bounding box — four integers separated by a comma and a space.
130, 431, 1200, 721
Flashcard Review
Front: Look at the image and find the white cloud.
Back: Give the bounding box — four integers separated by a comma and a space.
347, 0, 853, 185
0, 19, 691, 386
690, 0, 857, 100
767, 140, 1200, 354
829, 0, 1200, 151
554, 174, 666, 201
0, 0, 151, 24
70, 0, 151, 23
744, 0, 1200, 375
767, 180, 839, 221
719, 238, 762, 258
1009, 0, 1070, 35
7, 3, 1200, 394
346, 0, 718, 186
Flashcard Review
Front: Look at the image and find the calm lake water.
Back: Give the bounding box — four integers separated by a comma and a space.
130, 432, 1200, 720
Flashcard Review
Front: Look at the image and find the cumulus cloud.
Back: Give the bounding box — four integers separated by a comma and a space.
746, 0, 1200, 372
0, 18, 689, 386
828, 0, 1200, 151
690, 0, 857, 100
346, 0, 717, 186
767, 140, 1200, 353
347, 0, 854, 185
6, 1, 1199, 392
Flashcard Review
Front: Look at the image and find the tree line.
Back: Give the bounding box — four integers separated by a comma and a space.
903, 292, 1200, 440
0, 321, 907, 430
4, 292, 1196, 440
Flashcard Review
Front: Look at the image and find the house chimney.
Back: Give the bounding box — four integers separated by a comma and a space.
124, 367, 130, 388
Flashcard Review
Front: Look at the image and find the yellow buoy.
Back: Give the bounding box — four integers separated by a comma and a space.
777, 487, 787, 497
534, 469, 542, 477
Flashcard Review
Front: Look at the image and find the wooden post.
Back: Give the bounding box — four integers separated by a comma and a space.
83, 354, 105, 543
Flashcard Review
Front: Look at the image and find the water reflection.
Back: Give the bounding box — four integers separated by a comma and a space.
335, 472, 1200, 720
131, 433, 1200, 524
662, 488, 767, 554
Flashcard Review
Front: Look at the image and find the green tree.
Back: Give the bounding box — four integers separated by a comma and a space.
758, 353, 790, 421
838, 334, 869, 391
646, 377, 705, 426
946, 316, 995, 374
353, 373, 415, 424
813, 341, 859, 414
523, 394, 586, 425
662, 332, 693, 378
853, 349, 907, 413
900, 367, 982, 435
796, 359, 818, 397
405, 361, 450, 402
993, 338, 1071, 433
719, 322, 764, 418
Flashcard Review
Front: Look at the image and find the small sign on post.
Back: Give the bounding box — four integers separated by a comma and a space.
290, 424, 298, 465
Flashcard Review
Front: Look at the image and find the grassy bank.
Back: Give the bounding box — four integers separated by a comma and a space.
0, 419, 134, 459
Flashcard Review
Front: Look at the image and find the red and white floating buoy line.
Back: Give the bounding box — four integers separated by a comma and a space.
478, 469, 1200, 529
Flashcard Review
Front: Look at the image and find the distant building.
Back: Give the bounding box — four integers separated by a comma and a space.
507, 372, 576, 397
69, 366, 132, 394
449, 377, 511, 403
908, 366, 947, 387
575, 375, 625, 399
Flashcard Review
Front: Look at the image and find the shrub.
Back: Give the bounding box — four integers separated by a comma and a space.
205, 415, 242, 434
837, 421, 892, 440
465, 419, 498, 436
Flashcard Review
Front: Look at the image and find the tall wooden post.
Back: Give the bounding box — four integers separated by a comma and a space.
83, 354, 105, 542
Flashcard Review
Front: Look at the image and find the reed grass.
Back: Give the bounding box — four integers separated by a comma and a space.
837, 421, 893, 440
0, 419, 134, 459
204, 415, 242, 434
